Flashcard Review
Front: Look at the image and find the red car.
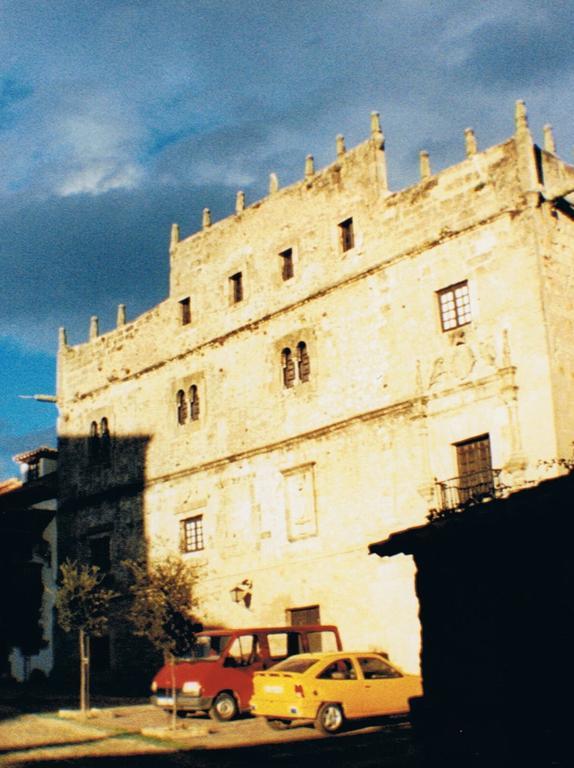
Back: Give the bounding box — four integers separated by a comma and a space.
151, 624, 343, 721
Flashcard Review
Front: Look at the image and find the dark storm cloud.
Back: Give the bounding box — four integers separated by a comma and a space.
461, 6, 574, 88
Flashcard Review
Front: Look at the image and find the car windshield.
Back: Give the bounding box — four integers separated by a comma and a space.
271, 656, 319, 674
178, 635, 232, 660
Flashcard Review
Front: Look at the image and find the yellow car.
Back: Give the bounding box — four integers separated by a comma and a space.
250, 651, 422, 734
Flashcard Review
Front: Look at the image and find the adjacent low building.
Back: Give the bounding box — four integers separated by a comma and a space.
0, 448, 58, 682
56, 101, 574, 681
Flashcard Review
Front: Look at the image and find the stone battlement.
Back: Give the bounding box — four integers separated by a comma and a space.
57, 102, 574, 405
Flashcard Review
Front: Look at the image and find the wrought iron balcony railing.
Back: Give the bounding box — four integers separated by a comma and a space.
430, 468, 503, 519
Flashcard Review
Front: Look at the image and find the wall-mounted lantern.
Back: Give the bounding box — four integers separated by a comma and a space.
230, 579, 253, 608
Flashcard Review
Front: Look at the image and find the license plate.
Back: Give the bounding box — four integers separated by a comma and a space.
264, 685, 283, 694
156, 697, 174, 705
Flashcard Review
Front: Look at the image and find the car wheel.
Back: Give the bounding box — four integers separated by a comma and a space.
209, 692, 239, 722
265, 717, 290, 730
314, 702, 345, 735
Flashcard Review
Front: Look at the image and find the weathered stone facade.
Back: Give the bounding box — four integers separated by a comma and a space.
56, 102, 574, 679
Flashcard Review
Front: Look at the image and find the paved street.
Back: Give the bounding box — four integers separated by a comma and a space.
0, 702, 423, 767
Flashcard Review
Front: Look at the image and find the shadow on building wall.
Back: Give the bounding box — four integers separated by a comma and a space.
370, 472, 574, 767
0, 482, 53, 678
55, 431, 159, 695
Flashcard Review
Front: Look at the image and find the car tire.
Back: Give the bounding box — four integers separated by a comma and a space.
265, 717, 291, 730
209, 692, 239, 722
314, 702, 345, 735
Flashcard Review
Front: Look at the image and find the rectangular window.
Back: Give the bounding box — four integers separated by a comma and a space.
339, 217, 354, 252
179, 297, 191, 325
180, 515, 205, 553
438, 281, 471, 331
89, 535, 111, 572
455, 434, 493, 504
229, 272, 243, 303
287, 605, 320, 626
283, 464, 317, 540
280, 248, 294, 280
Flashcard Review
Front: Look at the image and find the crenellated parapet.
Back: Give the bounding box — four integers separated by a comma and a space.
61, 102, 574, 372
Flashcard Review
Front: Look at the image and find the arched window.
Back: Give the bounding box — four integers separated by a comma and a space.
282, 348, 295, 388
177, 389, 187, 425
100, 417, 111, 464
297, 341, 310, 383
88, 421, 99, 463
189, 384, 200, 421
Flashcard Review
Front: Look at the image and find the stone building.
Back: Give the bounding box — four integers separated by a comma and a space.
56, 101, 574, 681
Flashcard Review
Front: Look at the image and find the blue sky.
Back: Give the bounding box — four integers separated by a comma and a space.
2, 0, 574, 478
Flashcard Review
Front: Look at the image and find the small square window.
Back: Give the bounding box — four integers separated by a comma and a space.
339, 217, 354, 252
180, 515, 204, 553
280, 248, 294, 281
179, 297, 191, 325
229, 272, 243, 304
438, 281, 471, 331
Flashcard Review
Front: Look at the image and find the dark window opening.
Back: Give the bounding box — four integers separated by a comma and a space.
89, 535, 111, 572
100, 417, 111, 464
179, 297, 191, 325
339, 217, 354, 252
88, 421, 99, 464
438, 281, 471, 331
177, 389, 187, 425
180, 515, 205, 553
280, 248, 294, 281
189, 384, 200, 421
287, 605, 322, 650
455, 434, 493, 504
282, 348, 296, 388
297, 341, 310, 383
230, 272, 243, 303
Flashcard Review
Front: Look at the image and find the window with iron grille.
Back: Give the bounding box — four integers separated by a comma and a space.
280, 248, 294, 280
438, 281, 471, 331
339, 217, 354, 252
179, 297, 191, 325
297, 341, 310, 383
189, 384, 200, 421
180, 515, 204, 553
229, 272, 243, 303
455, 434, 493, 504
176, 389, 187, 425
282, 347, 296, 388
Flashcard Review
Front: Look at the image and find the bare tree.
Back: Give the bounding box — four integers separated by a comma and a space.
55, 560, 118, 717
123, 555, 202, 729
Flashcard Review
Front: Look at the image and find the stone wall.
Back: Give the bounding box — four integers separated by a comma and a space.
57, 104, 574, 676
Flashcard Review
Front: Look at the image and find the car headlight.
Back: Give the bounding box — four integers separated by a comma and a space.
181, 681, 202, 696
151, 681, 158, 693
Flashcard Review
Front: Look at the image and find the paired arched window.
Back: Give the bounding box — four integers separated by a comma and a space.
177, 385, 200, 424
88, 418, 111, 464
282, 341, 310, 388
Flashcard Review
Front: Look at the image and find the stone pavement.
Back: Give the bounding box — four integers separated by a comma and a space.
0, 703, 344, 766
